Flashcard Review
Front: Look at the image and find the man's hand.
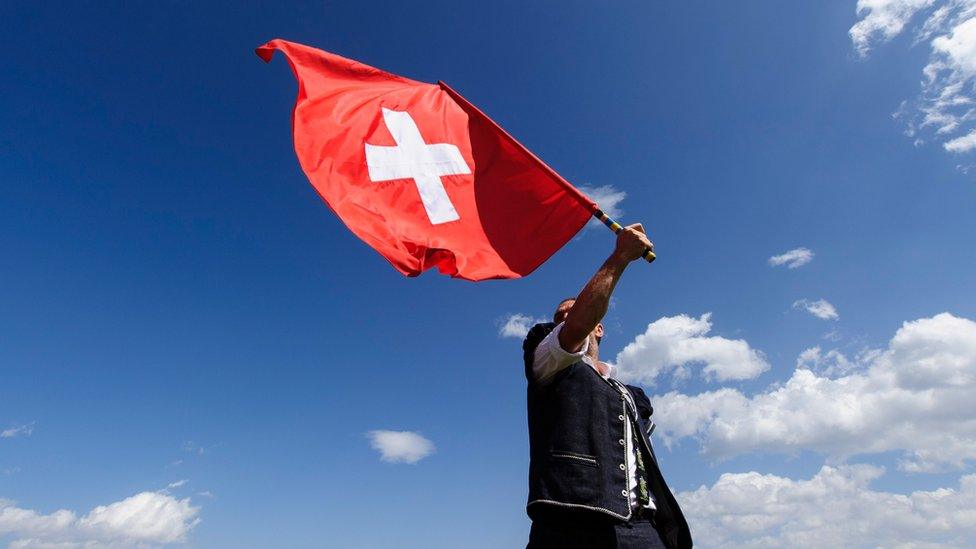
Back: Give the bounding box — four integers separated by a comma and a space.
611, 224, 654, 264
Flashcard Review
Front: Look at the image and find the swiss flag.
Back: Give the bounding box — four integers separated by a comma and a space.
257, 39, 597, 281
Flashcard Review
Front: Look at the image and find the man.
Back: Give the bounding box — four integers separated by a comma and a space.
522, 223, 692, 549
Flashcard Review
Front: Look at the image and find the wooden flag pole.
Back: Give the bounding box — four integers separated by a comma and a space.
593, 210, 656, 263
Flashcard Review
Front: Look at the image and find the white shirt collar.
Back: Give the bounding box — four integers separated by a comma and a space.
581, 355, 614, 379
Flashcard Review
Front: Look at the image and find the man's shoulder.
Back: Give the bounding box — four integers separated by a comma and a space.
522, 322, 556, 380
625, 384, 654, 419
522, 322, 557, 355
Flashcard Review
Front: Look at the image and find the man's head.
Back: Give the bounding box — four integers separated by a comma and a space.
553, 298, 604, 350
552, 297, 576, 324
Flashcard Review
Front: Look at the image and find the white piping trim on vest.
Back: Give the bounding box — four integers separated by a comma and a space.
603, 374, 641, 512
551, 455, 598, 465
550, 451, 598, 465
527, 499, 632, 521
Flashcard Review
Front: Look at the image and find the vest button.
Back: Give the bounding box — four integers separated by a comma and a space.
619, 463, 626, 470
619, 439, 625, 445
618, 414, 625, 421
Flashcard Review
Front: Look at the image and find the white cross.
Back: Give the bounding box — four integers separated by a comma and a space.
364, 108, 471, 225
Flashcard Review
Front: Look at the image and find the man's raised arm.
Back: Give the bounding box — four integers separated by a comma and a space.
558, 224, 654, 353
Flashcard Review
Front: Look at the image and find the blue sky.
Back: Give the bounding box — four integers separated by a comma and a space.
2, 1, 976, 547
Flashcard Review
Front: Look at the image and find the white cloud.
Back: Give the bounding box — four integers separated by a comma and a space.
579, 184, 626, 229
849, 0, 936, 56
767, 247, 814, 269
1, 423, 35, 439
498, 313, 545, 339
792, 298, 839, 320
80, 493, 199, 545
931, 13, 976, 75
613, 313, 770, 385
0, 491, 200, 548
852, 0, 976, 154
367, 430, 435, 464
678, 464, 976, 548
944, 127, 976, 151
166, 480, 188, 490
795, 346, 863, 376
580, 184, 626, 219
653, 313, 976, 471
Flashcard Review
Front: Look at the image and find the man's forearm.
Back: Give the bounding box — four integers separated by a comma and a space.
559, 252, 630, 352
557, 223, 653, 353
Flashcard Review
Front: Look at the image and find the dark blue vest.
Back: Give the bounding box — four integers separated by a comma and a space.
523, 322, 693, 549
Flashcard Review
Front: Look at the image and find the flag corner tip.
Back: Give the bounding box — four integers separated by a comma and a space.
255, 47, 274, 63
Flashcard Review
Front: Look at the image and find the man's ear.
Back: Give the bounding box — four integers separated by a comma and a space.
594, 323, 604, 339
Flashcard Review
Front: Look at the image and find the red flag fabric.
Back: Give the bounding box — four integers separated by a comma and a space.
256, 39, 596, 281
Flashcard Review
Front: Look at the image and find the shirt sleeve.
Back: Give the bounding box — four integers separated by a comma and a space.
531, 322, 590, 384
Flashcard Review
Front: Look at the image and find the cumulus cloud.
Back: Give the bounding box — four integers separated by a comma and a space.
367, 430, 435, 464
767, 247, 814, 269
851, 0, 976, 154
678, 464, 976, 548
0, 491, 200, 548
653, 312, 976, 471
1, 423, 35, 439
792, 298, 839, 320
498, 313, 545, 339
613, 314, 770, 385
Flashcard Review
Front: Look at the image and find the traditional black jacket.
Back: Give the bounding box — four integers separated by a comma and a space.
523, 322, 692, 549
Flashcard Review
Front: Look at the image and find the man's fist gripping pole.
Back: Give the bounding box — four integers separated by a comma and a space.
593, 210, 656, 263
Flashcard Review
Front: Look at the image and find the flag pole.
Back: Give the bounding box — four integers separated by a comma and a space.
437, 80, 655, 265
593, 210, 656, 263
